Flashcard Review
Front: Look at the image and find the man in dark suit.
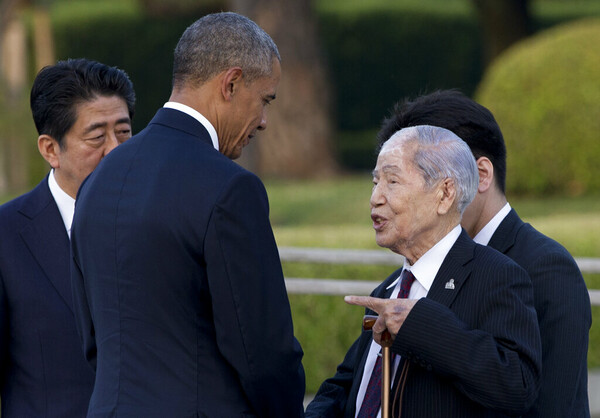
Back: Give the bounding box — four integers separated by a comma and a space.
306, 125, 541, 417
0, 59, 135, 417
70, 12, 305, 417
376, 90, 591, 418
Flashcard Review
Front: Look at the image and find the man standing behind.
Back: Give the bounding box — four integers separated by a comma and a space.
378, 89, 591, 417
70, 12, 305, 417
0, 59, 135, 417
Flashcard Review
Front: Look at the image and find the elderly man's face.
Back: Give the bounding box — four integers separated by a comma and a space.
370, 141, 441, 257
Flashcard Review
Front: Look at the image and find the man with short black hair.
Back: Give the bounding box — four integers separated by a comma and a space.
0, 58, 135, 417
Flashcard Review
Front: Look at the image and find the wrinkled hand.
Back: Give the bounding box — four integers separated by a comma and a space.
345, 296, 417, 346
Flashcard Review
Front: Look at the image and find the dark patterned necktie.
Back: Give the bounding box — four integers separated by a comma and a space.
357, 269, 416, 418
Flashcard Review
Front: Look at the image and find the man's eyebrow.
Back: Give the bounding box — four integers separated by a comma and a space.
116, 117, 132, 125
83, 118, 131, 135
381, 164, 401, 174
83, 122, 107, 135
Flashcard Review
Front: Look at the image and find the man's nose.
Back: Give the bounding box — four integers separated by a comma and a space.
103, 134, 119, 156
370, 184, 385, 207
257, 112, 267, 131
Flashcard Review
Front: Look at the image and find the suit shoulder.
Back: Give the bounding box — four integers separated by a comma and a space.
472, 242, 526, 271
516, 222, 571, 253
511, 223, 578, 267
0, 180, 50, 224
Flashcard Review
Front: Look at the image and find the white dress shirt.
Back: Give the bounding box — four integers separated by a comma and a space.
48, 169, 75, 238
163, 102, 219, 151
355, 225, 462, 417
472, 202, 511, 245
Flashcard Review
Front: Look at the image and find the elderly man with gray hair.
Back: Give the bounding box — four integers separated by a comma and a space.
306, 125, 541, 418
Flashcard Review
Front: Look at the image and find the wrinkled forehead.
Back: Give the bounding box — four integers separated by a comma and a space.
379, 130, 416, 159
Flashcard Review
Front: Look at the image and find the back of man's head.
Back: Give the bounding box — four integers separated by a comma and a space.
172, 12, 280, 89
378, 90, 507, 194
30, 58, 135, 147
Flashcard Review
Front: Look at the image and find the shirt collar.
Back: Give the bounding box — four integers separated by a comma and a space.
386, 224, 462, 292
163, 102, 219, 151
473, 202, 511, 245
48, 169, 75, 238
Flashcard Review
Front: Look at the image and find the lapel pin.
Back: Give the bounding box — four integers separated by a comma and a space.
445, 279, 455, 290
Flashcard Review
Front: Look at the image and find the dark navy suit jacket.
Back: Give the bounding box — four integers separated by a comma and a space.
306, 230, 542, 418
489, 209, 591, 418
0, 178, 94, 417
71, 108, 305, 417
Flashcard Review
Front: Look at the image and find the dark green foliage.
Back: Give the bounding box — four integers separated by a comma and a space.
47, 1, 600, 171
317, 10, 483, 131
51, 10, 218, 133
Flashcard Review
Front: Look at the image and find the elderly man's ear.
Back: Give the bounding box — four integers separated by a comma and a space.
437, 178, 457, 215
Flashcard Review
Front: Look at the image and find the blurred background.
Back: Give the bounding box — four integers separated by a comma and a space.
1, 0, 600, 400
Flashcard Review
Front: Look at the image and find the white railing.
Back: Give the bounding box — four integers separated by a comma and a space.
280, 247, 600, 305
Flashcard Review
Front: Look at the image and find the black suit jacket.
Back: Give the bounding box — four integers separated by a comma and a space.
488, 209, 591, 418
71, 108, 305, 417
306, 230, 541, 418
0, 178, 94, 417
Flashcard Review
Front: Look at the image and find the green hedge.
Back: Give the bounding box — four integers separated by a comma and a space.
42, 1, 600, 173
52, 14, 202, 134
317, 10, 483, 131
475, 18, 600, 196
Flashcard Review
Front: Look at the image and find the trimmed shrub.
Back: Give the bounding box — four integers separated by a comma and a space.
475, 18, 600, 196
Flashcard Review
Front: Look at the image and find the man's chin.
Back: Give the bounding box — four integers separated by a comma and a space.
228, 149, 243, 160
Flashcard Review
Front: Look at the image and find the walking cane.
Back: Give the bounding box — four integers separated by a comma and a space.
363, 315, 391, 418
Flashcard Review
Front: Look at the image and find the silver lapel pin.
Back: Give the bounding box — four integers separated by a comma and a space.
445, 279, 455, 290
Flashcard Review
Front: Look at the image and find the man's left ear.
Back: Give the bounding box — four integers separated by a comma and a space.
37, 134, 61, 168
437, 178, 456, 215
220, 67, 243, 101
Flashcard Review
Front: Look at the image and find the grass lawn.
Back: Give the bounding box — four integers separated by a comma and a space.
264, 174, 600, 393
2, 174, 598, 394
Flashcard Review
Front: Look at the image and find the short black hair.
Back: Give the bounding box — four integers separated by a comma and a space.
378, 89, 507, 194
30, 58, 136, 147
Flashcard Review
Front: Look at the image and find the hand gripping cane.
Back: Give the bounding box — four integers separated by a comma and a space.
363, 315, 392, 418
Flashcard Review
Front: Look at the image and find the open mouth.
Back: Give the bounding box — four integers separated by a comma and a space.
371, 213, 386, 230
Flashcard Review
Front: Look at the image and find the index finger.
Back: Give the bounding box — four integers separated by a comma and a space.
344, 295, 387, 314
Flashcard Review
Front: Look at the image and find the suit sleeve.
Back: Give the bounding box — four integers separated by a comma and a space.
527, 251, 591, 417
70, 231, 97, 370
204, 171, 305, 418
392, 261, 541, 416
305, 333, 363, 418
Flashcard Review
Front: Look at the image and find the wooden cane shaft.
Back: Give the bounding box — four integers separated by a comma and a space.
382, 345, 391, 418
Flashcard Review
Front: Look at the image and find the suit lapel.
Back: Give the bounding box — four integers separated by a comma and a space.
488, 209, 523, 254
18, 179, 74, 312
426, 230, 475, 308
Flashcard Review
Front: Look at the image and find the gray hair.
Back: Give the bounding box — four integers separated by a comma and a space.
172, 12, 280, 88
381, 125, 479, 214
